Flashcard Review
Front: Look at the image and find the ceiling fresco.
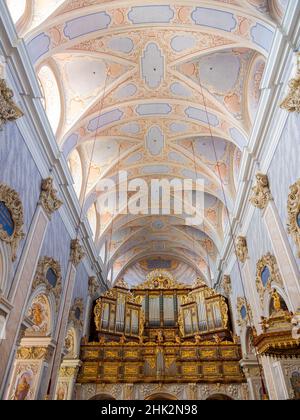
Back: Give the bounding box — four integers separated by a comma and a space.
6, 0, 286, 286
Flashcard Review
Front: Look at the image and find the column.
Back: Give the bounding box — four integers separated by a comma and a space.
54, 359, 82, 400
46, 239, 85, 399
0, 177, 63, 397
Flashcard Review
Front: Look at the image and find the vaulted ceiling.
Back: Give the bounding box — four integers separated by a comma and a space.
6, 0, 287, 286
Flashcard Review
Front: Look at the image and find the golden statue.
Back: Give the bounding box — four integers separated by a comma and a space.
31, 303, 43, 326
272, 289, 282, 312
156, 330, 164, 344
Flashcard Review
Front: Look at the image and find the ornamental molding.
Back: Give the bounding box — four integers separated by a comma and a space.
39, 177, 63, 217
0, 78, 23, 127
236, 297, 252, 328
32, 257, 62, 307
59, 366, 79, 378
70, 239, 85, 266
69, 297, 84, 329
0, 183, 25, 261
255, 253, 283, 306
287, 179, 300, 257
88, 276, 99, 298
235, 236, 248, 264
135, 269, 187, 290
222, 275, 232, 297
250, 173, 272, 210
17, 346, 53, 361
280, 53, 300, 113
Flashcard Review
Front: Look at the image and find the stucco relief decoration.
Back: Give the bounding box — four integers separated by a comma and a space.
237, 297, 252, 328
0, 78, 23, 127
287, 179, 300, 257
255, 253, 284, 305
235, 236, 248, 263
26, 294, 51, 335
281, 53, 300, 113
222, 275, 232, 297
17, 346, 52, 362
32, 257, 62, 307
70, 239, 85, 266
39, 177, 63, 217
88, 276, 99, 298
69, 298, 84, 329
64, 329, 75, 356
250, 173, 272, 210
0, 183, 25, 261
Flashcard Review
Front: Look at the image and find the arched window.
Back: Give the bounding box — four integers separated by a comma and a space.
68, 149, 83, 198
38, 65, 61, 135
6, 0, 26, 24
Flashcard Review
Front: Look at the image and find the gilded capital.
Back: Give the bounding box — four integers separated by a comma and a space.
0, 78, 23, 127
250, 173, 272, 210
235, 236, 248, 264
39, 177, 63, 217
70, 239, 85, 266
287, 179, 300, 257
281, 53, 300, 113
17, 346, 52, 361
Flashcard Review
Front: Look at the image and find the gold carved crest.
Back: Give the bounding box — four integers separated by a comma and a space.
250, 173, 272, 210
280, 53, 300, 113
0, 78, 23, 127
70, 239, 85, 266
235, 236, 248, 263
32, 257, 62, 307
0, 183, 25, 261
256, 253, 283, 305
39, 178, 63, 217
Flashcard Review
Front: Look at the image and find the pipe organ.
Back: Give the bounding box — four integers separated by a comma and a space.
78, 271, 244, 385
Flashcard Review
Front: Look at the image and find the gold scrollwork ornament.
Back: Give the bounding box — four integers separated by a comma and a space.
70, 239, 85, 266
235, 236, 248, 263
0, 78, 23, 127
256, 253, 283, 305
250, 173, 272, 210
32, 257, 62, 307
39, 178, 63, 217
287, 179, 300, 257
280, 53, 300, 113
0, 183, 25, 261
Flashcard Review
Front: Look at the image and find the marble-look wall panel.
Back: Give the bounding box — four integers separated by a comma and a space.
40, 211, 71, 281
246, 208, 274, 278
268, 112, 300, 264
73, 262, 89, 302
0, 122, 42, 274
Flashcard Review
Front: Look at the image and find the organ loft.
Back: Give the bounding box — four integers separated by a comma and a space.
76, 271, 245, 398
